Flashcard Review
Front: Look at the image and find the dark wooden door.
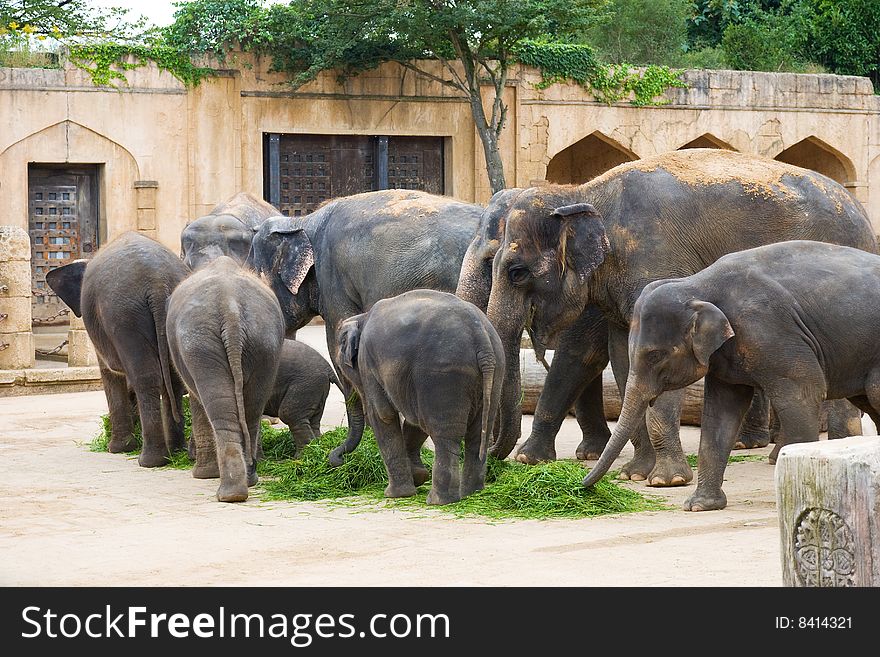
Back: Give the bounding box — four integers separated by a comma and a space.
270, 134, 444, 216
28, 165, 99, 322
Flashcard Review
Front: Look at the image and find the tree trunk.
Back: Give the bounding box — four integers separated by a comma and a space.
468, 93, 506, 194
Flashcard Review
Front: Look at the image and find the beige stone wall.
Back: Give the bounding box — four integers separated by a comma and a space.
1, 55, 879, 258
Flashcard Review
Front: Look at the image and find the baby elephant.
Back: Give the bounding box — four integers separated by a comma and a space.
167, 256, 285, 502
265, 340, 341, 457
584, 240, 880, 511
336, 289, 505, 505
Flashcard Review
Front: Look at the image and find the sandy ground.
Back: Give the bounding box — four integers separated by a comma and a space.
4, 326, 873, 587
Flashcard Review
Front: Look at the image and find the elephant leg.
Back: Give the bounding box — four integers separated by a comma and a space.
190, 395, 219, 479
402, 421, 429, 487
733, 389, 771, 449
644, 388, 693, 487
427, 436, 462, 505
516, 342, 609, 464
162, 378, 186, 455
196, 384, 250, 502
460, 418, 486, 499
135, 385, 171, 468
608, 324, 655, 481
369, 413, 416, 499
684, 377, 753, 512
100, 362, 138, 453
289, 418, 317, 459
824, 399, 862, 440
767, 379, 824, 465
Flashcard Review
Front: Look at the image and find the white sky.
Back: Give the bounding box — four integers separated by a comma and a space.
88, 1, 179, 28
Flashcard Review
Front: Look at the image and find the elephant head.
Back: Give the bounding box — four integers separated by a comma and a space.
583, 282, 735, 486
485, 186, 610, 457
45, 259, 88, 317
456, 188, 525, 311
335, 313, 366, 392
249, 216, 318, 335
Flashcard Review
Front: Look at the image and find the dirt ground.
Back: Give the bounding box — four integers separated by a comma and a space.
4, 326, 873, 587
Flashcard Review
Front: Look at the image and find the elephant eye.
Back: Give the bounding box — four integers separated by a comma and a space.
644, 349, 666, 365
507, 265, 530, 285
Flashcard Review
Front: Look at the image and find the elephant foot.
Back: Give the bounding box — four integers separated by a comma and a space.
427, 487, 461, 505
412, 466, 430, 487
328, 445, 347, 468
618, 451, 656, 482
576, 435, 610, 461
216, 482, 249, 503
514, 437, 556, 464
138, 448, 170, 468
187, 439, 197, 461
683, 489, 727, 512
108, 437, 138, 453
734, 429, 770, 450
459, 480, 484, 500
384, 482, 417, 498
646, 455, 693, 487
192, 462, 220, 479
768, 443, 782, 465
247, 470, 258, 487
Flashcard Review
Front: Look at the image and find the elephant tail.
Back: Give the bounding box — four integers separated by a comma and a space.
477, 349, 498, 462
222, 302, 253, 465
152, 291, 181, 425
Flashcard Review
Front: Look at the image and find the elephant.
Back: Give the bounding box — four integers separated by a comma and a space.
336, 289, 505, 505
46, 231, 188, 467
265, 339, 342, 458
583, 241, 880, 511
483, 148, 877, 486
180, 191, 280, 270
249, 188, 484, 466
166, 256, 285, 502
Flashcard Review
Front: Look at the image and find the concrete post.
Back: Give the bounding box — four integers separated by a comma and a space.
67, 312, 97, 367
0, 226, 35, 369
775, 436, 880, 586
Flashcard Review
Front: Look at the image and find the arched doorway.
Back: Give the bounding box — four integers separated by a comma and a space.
678, 133, 735, 150
545, 131, 637, 184
773, 136, 855, 185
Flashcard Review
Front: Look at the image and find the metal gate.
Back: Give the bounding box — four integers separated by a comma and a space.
266, 134, 444, 217
27, 165, 99, 323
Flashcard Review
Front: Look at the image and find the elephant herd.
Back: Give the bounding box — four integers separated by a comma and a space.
47, 148, 880, 511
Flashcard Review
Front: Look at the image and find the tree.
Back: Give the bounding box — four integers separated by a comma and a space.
0, 0, 150, 40
799, 0, 880, 84
586, 0, 691, 66
164, 0, 607, 194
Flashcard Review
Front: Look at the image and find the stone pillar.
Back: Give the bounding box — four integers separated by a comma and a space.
67, 312, 97, 367
135, 180, 159, 240
775, 436, 880, 587
0, 226, 35, 369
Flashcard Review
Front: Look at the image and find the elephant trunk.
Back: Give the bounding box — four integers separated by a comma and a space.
582, 378, 652, 487
486, 289, 526, 459
455, 250, 491, 312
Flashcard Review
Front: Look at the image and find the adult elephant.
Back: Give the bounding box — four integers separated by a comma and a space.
484, 149, 877, 486
180, 191, 279, 270
250, 189, 485, 465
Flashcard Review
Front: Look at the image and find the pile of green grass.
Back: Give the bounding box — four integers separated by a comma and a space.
91, 406, 668, 519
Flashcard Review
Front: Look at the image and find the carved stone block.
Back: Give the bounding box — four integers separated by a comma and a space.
775, 436, 880, 586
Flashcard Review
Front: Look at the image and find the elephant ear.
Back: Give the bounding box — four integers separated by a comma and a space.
45, 260, 87, 318
687, 299, 735, 367
252, 222, 314, 295
552, 203, 610, 283
337, 316, 365, 369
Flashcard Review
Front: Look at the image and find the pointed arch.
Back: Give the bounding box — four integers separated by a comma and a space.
773, 136, 856, 185
545, 131, 638, 184
678, 133, 735, 151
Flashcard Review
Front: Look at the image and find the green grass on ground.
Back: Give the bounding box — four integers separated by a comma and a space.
90, 404, 669, 520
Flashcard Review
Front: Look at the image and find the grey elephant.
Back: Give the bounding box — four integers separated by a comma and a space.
482, 149, 876, 486
456, 188, 612, 461
46, 232, 188, 467
250, 188, 484, 466
166, 256, 285, 502
265, 339, 341, 457
180, 191, 280, 270
584, 240, 880, 511
336, 290, 505, 504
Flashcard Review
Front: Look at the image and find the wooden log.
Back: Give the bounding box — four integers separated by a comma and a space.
775, 436, 880, 586
519, 349, 704, 425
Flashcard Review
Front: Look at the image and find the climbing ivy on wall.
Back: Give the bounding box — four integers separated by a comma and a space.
513, 40, 687, 106
67, 43, 215, 87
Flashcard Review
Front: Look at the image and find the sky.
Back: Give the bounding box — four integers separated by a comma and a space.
89, 1, 179, 28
